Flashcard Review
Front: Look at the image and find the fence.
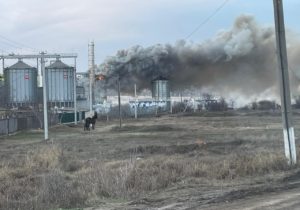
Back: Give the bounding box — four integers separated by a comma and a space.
58, 111, 85, 124
0, 116, 41, 136
0, 118, 18, 136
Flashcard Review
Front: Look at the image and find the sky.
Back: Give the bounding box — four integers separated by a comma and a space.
0, 0, 299, 72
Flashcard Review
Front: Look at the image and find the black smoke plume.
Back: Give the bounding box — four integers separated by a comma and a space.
99, 15, 300, 102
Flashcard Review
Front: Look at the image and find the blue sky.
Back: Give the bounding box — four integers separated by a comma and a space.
0, 0, 299, 72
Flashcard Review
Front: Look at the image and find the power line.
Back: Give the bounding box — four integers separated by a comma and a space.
0, 34, 40, 52
185, 0, 230, 40
0, 39, 23, 50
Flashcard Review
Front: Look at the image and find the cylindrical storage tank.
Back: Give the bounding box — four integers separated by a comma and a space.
151, 76, 170, 100
45, 58, 74, 107
4, 60, 37, 106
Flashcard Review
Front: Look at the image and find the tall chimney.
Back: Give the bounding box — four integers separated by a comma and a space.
88, 41, 95, 111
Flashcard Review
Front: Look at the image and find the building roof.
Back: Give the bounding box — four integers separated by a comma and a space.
47, 59, 72, 69
7, 60, 35, 69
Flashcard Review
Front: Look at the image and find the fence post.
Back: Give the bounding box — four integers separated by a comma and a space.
7, 116, 9, 136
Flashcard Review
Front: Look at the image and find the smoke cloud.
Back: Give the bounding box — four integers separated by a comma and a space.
99, 15, 300, 103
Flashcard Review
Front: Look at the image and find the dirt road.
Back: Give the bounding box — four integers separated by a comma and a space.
90, 181, 300, 210
88, 186, 300, 210
203, 187, 300, 210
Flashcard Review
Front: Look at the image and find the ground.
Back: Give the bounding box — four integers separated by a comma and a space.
1, 111, 300, 210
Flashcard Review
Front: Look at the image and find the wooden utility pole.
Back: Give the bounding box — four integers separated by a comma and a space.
273, 0, 297, 165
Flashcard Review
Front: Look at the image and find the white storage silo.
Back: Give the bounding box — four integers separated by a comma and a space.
45, 58, 74, 107
4, 60, 37, 107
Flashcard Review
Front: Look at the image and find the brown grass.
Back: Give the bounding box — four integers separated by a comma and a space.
0, 144, 296, 210
0, 144, 86, 210
25, 144, 62, 171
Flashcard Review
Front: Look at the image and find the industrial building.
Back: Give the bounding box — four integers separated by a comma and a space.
0, 53, 82, 137
128, 76, 171, 116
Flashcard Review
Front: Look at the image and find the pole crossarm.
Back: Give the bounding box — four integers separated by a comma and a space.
0, 53, 77, 60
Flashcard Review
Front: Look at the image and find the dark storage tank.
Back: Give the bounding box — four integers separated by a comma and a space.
152, 76, 170, 100
152, 76, 171, 112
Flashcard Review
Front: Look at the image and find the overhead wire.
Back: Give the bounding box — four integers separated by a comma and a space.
0, 33, 43, 73
116, 0, 231, 75
0, 39, 22, 50
184, 0, 230, 40
0, 0, 231, 74
0, 34, 40, 53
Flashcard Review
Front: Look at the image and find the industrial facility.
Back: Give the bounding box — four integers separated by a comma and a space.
0, 41, 228, 137
0, 53, 81, 137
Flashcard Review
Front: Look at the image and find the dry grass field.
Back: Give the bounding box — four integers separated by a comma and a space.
1, 111, 300, 210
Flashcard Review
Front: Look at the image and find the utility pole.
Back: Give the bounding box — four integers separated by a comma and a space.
273, 0, 297, 165
170, 92, 172, 114
118, 76, 122, 128
134, 84, 137, 119
2, 58, 4, 73
41, 52, 48, 140
36, 58, 40, 87
74, 57, 77, 125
